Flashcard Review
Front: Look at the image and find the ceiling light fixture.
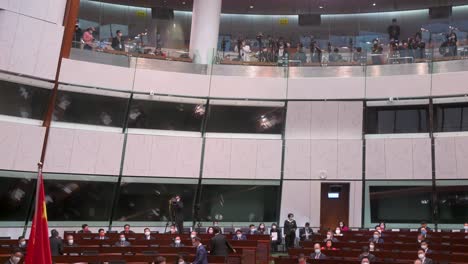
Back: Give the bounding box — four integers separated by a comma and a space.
319, 6, 323, 9
372, 3, 376, 6
250, 5, 254, 9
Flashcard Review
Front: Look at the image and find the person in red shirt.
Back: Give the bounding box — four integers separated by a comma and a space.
82, 27, 95, 50
338, 221, 349, 231
322, 239, 338, 251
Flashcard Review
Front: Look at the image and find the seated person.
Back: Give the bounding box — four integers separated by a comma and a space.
64, 235, 78, 247
16, 236, 27, 250
310, 243, 327, 260
321, 240, 337, 251
120, 224, 134, 234
414, 259, 422, 264
206, 227, 215, 235
155, 256, 166, 264
94, 229, 109, 240
232, 230, 247, 240
338, 221, 349, 232
170, 236, 185, 247
417, 234, 425, 244
257, 223, 267, 235
359, 246, 376, 262
323, 231, 339, 243
369, 241, 379, 252
420, 241, 433, 254
375, 225, 385, 237
297, 253, 310, 264
299, 222, 314, 241
190, 231, 198, 239
361, 257, 370, 264
115, 234, 131, 247
5, 248, 23, 264
417, 248, 433, 264
418, 222, 432, 232
369, 231, 384, 244
167, 224, 178, 235
419, 227, 430, 238
334, 227, 343, 236
177, 254, 189, 264
248, 224, 257, 235
463, 222, 468, 233
378, 221, 386, 231
143, 228, 155, 240
77, 224, 91, 233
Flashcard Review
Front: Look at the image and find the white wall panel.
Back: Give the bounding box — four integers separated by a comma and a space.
310, 102, 339, 139
287, 77, 365, 100
285, 102, 312, 139
338, 102, 363, 139
34, 23, 63, 80
256, 139, 282, 180
284, 140, 311, 179
365, 74, 431, 99
203, 138, 232, 178
0, 11, 18, 71
210, 75, 287, 99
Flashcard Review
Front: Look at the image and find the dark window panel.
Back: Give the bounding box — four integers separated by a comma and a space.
207, 105, 284, 134
437, 185, 468, 224
44, 179, 116, 221
370, 185, 433, 223
366, 106, 428, 134
434, 104, 468, 132
0, 177, 35, 222
198, 184, 279, 222
0, 80, 51, 120
53, 90, 129, 127
113, 182, 197, 222
127, 100, 203, 131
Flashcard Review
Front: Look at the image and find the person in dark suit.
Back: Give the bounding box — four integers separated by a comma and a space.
309, 243, 326, 260
257, 223, 267, 235
323, 231, 339, 243
284, 213, 297, 249
248, 224, 257, 235
299, 222, 314, 241
111, 30, 125, 51
209, 227, 235, 257
16, 236, 27, 252
369, 231, 384, 244
4, 248, 23, 264
94, 228, 109, 240
171, 195, 184, 234
232, 230, 247, 240
77, 224, 91, 233
64, 235, 79, 247
192, 237, 208, 264
143, 228, 156, 240
270, 223, 282, 253
417, 249, 433, 264
418, 222, 432, 233
49, 229, 63, 256
115, 234, 131, 247
170, 236, 185, 248
120, 224, 134, 234
358, 246, 376, 262
420, 241, 433, 255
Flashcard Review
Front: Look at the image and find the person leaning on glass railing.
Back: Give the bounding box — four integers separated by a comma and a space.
111, 30, 125, 52
82, 27, 95, 50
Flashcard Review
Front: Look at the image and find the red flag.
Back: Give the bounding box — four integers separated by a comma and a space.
25, 167, 52, 264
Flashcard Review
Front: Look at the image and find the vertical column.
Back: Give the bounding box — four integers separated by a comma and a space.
189, 0, 222, 64
61, 0, 81, 58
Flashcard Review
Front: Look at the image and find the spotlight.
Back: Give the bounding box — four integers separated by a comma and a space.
319, 6, 323, 9
249, 5, 254, 9
372, 3, 376, 6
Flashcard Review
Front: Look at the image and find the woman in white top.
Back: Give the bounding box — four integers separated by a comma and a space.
241, 41, 252, 62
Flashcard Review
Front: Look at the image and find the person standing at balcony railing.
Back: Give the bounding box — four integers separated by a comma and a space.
387, 18, 401, 42
111, 30, 125, 52
82, 27, 95, 50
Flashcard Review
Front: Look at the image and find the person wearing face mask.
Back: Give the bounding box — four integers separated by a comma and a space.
5, 249, 22, 264
310, 243, 327, 260
16, 236, 26, 251
418, 222, 432, 232
167, 224, 178, 235
284, 213, 297, 249
77, 224, 91, 234
368, 242, 379, 252
463, 222, 468, 233
323, 231, 339, 243
379, 221, 386, 231
257, 223, 266, 235
64, 235, 78, 247
338, 221, 349, 232
115, 234, 131, 247
417, 249, 433, 264
334, 227, 343, 237
417, 234, 425, 244
121, 224, 134, 234
232, 230, 246, 241
299, 222, 314, 241
190, 231, 198, 239
209, 227, 235, 257
94, 228, 109, 240
248, 224, 257, 235
191, 237, 208, 264
322, 240, 337, 251
420, 241, 433, 254
360, 257, 370, 264
358, 246, 376, 262
171, 236, 185, 248
369, 231, 384, 244
375, 226, 384, 237
143, 228, 155, 240
176, 254, 189, 264
270, 223, 282, 252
